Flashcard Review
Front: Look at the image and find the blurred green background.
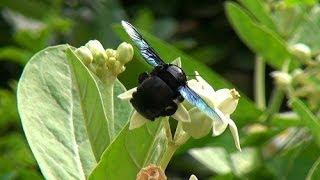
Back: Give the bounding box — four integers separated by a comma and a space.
0, 0, 320, 179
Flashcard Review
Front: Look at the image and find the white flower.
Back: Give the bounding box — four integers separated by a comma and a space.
186, 71, 241, 151
117, 58, 191, 130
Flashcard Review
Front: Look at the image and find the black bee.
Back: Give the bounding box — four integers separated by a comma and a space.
121, 21, 222, 121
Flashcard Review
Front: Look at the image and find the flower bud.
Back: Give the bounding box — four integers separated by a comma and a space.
105, 57, 117, 69
85, 40, 107, 65
182, 108, 213, 139
271, 71, 292, 87
136, 164, 167, 180
289, 43, 311, 60
291, 69, 305, 83
105, 49, 117, 58
75, 46, 93, 65
116, 42, 134, 64
189, 175, 198, 180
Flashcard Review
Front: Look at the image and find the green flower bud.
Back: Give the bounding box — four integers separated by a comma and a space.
85, 40, 107, 65
75, 46, 93, 65
182, 107, 213, 139
116, 42, 134, 64
289, 43, 311, 61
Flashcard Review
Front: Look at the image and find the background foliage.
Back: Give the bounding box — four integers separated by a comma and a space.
0, 0, 320, 179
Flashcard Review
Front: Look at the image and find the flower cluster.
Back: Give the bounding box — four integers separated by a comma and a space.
118, 58, 241, 151
271, 43, 320, 111
75, 40, 133, 80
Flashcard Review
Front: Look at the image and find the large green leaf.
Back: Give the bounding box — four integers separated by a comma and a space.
66, 47, 111, 159
225, 2, 300, 70
92, 77, 132, 138
291, 98, 320, 147
114, 25, 262, 126
17, 45, 131, 179
238, 0, 277, 32
89, 120, 168, 180
18, 45, 97, 179
113, 81, 132, 133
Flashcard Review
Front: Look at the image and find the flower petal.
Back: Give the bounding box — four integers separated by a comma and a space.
211, 108, 228, 136
171, 57, 182, 67
172, 103, 190, 122
212, 120, 228, 136
187, 79, 216, 107
194, 71, 215, 93
129, 111, 148, 130
215, 89, 239, 115
117, 87, 137, 100
182, 107, 212, 139
227, 118, 241, 151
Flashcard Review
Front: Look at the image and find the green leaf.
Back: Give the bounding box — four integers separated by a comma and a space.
0, 133, 42, 180
0, 89, 19, 130
189, 147, 232, 174
238, 0, 277, 32
267, 141, 319, 180
89, 120, 168, 180
65, 47, 111, 158
290, 6, 320, 54
307, 156, 320, 180
0, 47, 32, 65
113, 81, 133, 133
225, 2, 300, 70
270, 112, 302, 128
18, 45, 107, 179
114, 25, 262, 126
291, 98, 320, 147
0, 0, 49, 19
285, 0, 317, 6
189, 147, 261, 177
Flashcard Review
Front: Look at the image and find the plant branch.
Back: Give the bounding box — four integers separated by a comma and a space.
254, 56, 266, 109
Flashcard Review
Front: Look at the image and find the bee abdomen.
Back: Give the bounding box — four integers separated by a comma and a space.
130, 75, 178, 120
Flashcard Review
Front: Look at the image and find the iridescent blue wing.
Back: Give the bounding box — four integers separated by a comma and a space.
178, 85, 223, 122
121, 20, 165, 67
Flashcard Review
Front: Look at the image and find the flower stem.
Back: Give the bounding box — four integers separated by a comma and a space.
254, 56, 266, 109
103, 76, 116, 138
159, 142, 178, 170
159, 121, 190, 170
163, 118, 172, 141
261, 87, 284, 122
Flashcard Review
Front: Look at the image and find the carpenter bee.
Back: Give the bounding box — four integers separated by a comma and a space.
121, 21, 222, 121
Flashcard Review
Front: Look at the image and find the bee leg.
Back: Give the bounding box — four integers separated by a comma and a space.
164, 101, 178, 116
138, 72, 150, 84
176, 95, 184, 103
